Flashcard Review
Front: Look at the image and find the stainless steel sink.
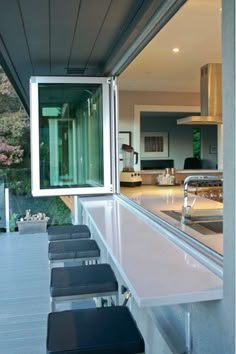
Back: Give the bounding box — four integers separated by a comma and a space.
161, 209, 223, 235
189, 221, 222, 234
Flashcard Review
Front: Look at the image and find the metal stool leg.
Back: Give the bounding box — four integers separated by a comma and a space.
50, 298, 56, 312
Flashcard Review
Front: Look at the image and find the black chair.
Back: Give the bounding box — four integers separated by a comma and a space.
48, 224, 91, 241
48, 239, 100, 268
50, 263, 119, 311
183, 157, 202, 169
47, 306, 145, 354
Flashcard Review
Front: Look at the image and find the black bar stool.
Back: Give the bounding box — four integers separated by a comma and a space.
48, 224, 91, 241
48, 239, 100, 268
50, 263, 118, 311
47, 306, 145, 354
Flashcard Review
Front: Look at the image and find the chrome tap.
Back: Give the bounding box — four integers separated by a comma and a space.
181, 175, 222, 223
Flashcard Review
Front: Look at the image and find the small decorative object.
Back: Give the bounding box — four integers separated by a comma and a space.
157, 168, 175, 185
17, 209, 49, 234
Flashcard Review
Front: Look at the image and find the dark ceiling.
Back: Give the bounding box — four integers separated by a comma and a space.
0, 0, 185, 113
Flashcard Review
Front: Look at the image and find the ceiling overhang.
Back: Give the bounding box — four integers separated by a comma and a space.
0, 0, 186, 113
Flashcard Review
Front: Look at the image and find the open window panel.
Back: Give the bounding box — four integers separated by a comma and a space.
30, 76, 114, 196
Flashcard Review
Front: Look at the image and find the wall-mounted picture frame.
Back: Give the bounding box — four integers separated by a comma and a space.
118, 131, 131, 159
141, 132, 169, 158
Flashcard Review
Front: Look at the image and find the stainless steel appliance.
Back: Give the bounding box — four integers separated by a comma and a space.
188, 178, 223, 203
177, 63, 222, 125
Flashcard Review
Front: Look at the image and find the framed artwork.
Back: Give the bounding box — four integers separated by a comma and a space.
118, 131, 131, 159
141, 132, 169, 158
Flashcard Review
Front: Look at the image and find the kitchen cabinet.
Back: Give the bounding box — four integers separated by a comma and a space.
140, 169, 222, 185
174, 169, 223, 184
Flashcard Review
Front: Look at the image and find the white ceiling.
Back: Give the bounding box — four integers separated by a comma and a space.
118, 0, 222, 93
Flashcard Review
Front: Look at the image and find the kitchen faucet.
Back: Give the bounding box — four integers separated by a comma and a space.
181, 175, 223, 224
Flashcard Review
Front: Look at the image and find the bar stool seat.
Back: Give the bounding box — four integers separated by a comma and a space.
48, 224, 91, 241
48, 239, 100, 261
47, 306, 145, 354
50, 264, 118, 311
48, 239, 100, 269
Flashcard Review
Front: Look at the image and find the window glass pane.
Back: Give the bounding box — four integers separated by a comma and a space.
38, 83, 103, 189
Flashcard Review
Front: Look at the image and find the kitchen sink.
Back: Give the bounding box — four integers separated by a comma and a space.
161, 209, 223, 235
185, 221, 223, 234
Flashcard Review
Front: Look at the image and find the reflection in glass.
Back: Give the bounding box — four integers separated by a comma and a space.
38, 83, 103, 189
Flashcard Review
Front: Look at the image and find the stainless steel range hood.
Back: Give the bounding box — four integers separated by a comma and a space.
177, 63, 222, 125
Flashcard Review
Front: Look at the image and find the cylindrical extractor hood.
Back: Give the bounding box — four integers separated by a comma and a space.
177, 63, 222, 125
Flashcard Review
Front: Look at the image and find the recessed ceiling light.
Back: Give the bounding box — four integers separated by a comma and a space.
172, 47, 180, 53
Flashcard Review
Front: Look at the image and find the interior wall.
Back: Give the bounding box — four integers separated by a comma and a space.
118, 90, 200, 136
118, 89, 217, 169
141, 115, 217, 169
201, 126, 218, 168
221, 0, 236, 352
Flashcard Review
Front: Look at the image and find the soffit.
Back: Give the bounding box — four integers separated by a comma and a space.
0, 0, 168, 111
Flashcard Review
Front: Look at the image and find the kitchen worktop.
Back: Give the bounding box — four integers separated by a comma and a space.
120, 184, 223, 255
140, 169, 222, 174
80, 195, 223, 308
139, 169, 223, 184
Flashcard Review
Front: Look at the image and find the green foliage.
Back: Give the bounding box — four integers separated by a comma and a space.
0, 95, 21, 113
0, 111, 29, 146
45, 197, 72, 226
1, 167, 71, 226
0, 67, 71, 227
8, 177, 31, 196
0, 69, 21, 113
9, 212, 18, 231
0, 68, 30, 167
15, 195, 72, 226
192, 128, 201, 159
0, 168, 31, 196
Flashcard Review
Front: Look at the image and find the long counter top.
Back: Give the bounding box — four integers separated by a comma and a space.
140, 169, 223, 185
80, 195, 223, 308
140, 169, 222, 174
120, 185, 223, 255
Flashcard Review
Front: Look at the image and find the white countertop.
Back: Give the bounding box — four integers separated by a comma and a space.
80, 195, 223, 308
120, 185, 223, 255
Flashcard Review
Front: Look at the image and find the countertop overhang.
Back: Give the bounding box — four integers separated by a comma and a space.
80, 195, 223, 308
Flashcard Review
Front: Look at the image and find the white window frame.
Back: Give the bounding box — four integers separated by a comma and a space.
30, 76, 112, 196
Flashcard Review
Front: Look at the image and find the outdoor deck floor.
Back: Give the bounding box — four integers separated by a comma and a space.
0, 231, 49, 354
